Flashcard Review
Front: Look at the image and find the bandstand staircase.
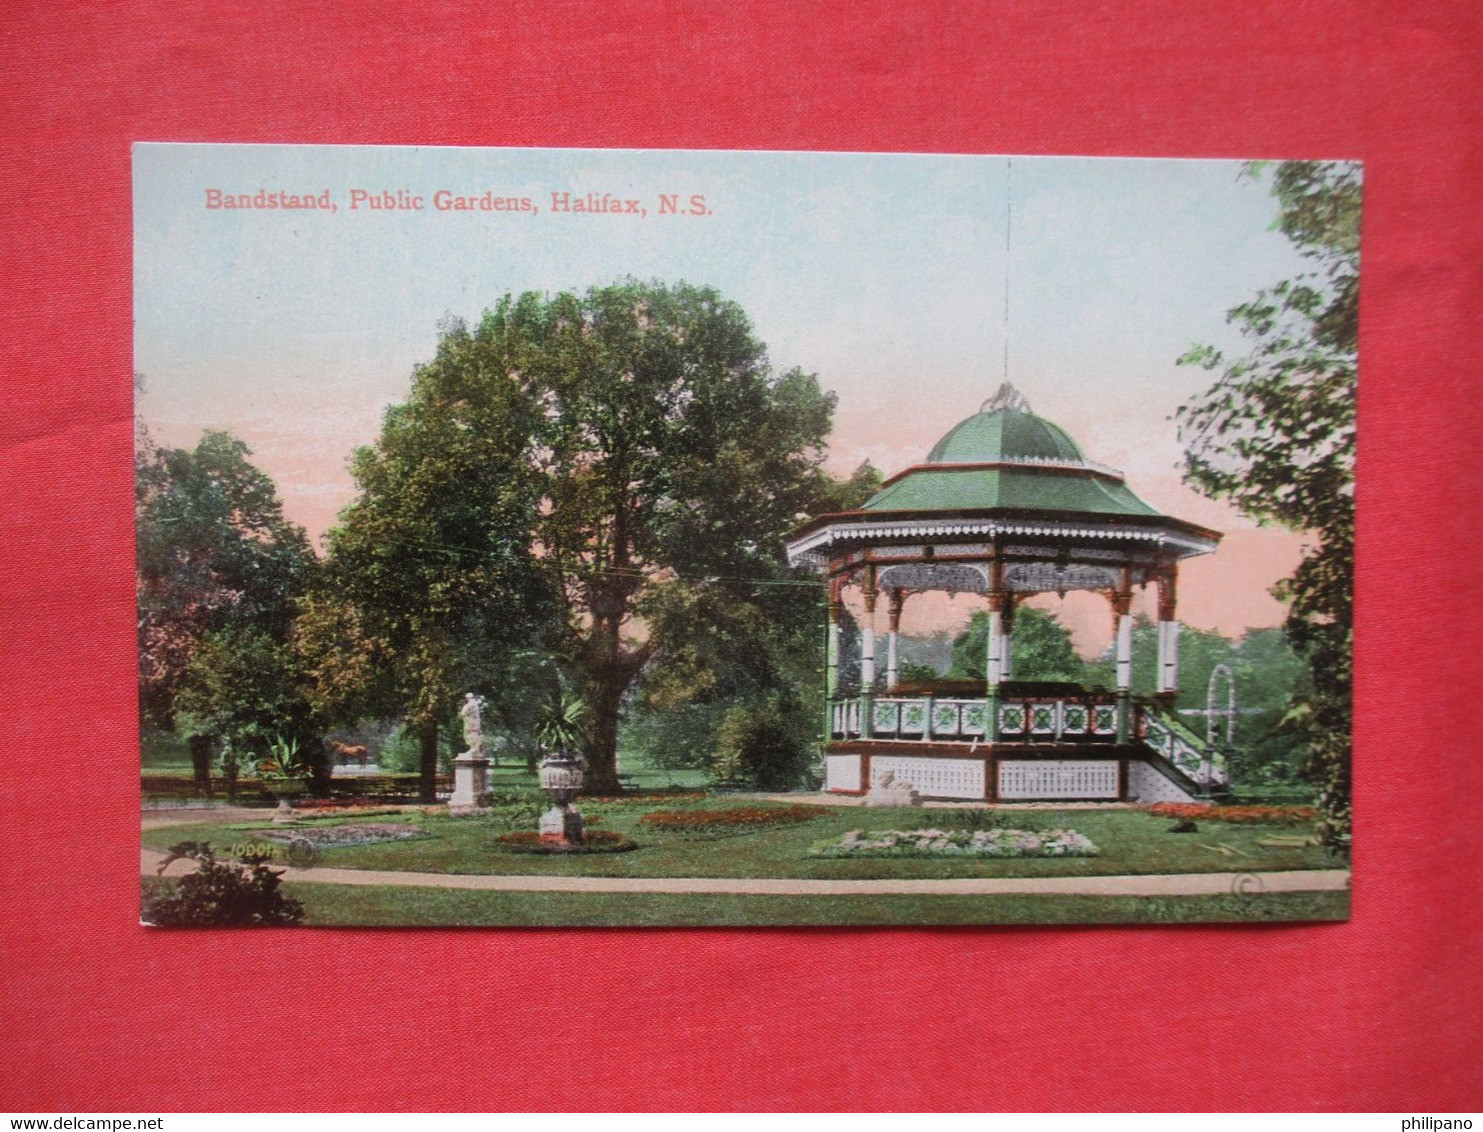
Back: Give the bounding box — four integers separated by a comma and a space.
1135, 704, 1231, 802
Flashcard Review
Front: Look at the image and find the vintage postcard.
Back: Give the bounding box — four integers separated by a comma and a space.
135, 144, 1356, 926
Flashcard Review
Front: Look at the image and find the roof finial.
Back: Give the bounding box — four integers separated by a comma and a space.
981, 381, 1033, 415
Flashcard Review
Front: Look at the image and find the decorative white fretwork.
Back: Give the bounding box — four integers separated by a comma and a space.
872, 756, 985, 801
1003, 562, 1120, 594
998, 760, 1119, 800
877, 562, 989, 595
788, 516, 1217, 569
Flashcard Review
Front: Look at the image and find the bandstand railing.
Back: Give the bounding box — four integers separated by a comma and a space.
829, 686, 1123, 745
828, 688, 1228, 793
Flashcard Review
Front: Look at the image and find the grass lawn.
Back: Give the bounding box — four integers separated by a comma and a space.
139, 875, 1348, 927
143, 796, 1341, 881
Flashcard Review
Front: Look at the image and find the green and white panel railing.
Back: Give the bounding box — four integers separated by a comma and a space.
1139, 708, 1229, 793
930, 699, 989, 738
831, 693, 1120, 743
996, 698, 1119, 742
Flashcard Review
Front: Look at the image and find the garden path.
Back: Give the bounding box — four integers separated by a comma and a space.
141, 846, 1347, 897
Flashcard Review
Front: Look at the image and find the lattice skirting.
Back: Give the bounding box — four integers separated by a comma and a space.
1125, 758, 1198, 804
997, 759, 1120, 800
871, 756, 987, 801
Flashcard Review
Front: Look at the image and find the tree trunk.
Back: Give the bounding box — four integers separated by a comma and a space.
583, 671, 627, 794
307, 736, 332, 798
419, 718, 438, 803
188, 733, 213, 797
579, 614, 652, 796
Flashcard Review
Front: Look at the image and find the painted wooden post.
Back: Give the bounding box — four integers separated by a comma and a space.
860, 566, 877, 739
986, 554, 1004, 742
1113, 569, 1134, 743
824, 574, 843, 742
1156, 565, 1179, 702
1001, 594, 1016, 682
886, 587, 905, 691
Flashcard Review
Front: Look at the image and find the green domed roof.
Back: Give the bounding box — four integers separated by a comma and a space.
862, 385, 1161, 519
924, 405, 1085, 464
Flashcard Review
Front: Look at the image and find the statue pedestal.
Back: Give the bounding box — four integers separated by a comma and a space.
539, 806, 584, 845
448, 753, 491, 815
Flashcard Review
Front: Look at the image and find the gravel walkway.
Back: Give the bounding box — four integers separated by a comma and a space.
141, 847, 1347, 897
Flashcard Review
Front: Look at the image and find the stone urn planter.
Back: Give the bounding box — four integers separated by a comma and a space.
537, 753, 587, 844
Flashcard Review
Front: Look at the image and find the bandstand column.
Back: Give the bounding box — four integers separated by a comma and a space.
825, 575, 844, 740
986, 556, 1005, 741
1113, 569, 1134, 743
860, 567, 878, 690
1000, 594, 1017, 682
825, 575, 844, 698
859, 566, 877, 737
1156, 566, 1180, 702
886, 588, 906, 691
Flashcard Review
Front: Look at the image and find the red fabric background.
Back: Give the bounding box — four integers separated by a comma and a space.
2, 0, 1479, 1113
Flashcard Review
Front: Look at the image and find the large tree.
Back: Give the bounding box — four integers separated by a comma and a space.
1176, 160, 1359, 853
479, 280, 841, 792
631, 461, 878, 788
316, 317, 555, 802
136, 429, 316, 787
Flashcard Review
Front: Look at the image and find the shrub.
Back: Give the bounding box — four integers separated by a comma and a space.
378, 726, 422, 773
621, 702, 728, 771
714, 698, 812, 790
485, 788, 546, 829
142, 842, 304, 926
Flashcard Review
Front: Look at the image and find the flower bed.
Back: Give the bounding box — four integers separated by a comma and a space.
810, 828, 1099, 859
255, 822, 428, 849
1150, 803, 1315, 825
639, 805, 820, 831
293, 805, 405, 821
586, 791, 709, 805
494, 831, 638, 854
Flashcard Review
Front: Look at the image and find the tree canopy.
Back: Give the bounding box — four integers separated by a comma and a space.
467, 280, 842, 791
312, 316, 555, 800
313, 280, 843, 794
1177, 160, 1359, 852
136, 429, 315, 729
136, 428, 319, 787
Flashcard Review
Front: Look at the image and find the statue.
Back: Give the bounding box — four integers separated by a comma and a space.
448, 692, 491, 815
864, 769, 922, 808
460, 692, 483, 756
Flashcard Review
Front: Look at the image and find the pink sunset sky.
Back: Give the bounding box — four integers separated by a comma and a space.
135, 145, 1325, 655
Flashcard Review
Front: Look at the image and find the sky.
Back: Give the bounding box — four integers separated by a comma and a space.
134, 144, 1324, 650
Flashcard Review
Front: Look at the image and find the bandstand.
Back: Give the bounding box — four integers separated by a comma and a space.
786, 384, 1232, 803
